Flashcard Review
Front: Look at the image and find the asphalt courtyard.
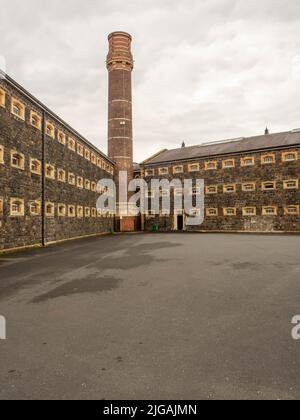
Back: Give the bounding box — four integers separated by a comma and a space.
0, 233, 300, 400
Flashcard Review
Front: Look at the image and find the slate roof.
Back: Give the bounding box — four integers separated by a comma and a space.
143, 131, 300, 165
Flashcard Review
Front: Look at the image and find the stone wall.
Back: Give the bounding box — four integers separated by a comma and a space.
0, 77, 114, 251
142, 148, 300, 233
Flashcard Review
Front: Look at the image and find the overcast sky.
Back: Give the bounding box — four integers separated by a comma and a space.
1, 0, 300, 162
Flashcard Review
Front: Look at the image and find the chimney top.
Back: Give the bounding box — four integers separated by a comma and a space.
107, 31, 133, 72
108, 31, 132, 41
181, 141, 186, 148
265, 127, 269, 135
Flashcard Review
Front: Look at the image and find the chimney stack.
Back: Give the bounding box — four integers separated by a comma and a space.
107, 32, 135, 231
265, 127, 269, 135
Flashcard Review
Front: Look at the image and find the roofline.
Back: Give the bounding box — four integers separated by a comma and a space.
108, 31, 132, 40
0, 70, 115, 165
141, 142, 300, 167
140, 149, 168, 165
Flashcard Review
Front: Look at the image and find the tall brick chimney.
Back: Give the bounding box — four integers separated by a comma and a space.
107, 32, 135, 231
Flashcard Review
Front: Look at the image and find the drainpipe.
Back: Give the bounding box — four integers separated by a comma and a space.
41, 110, 46, 247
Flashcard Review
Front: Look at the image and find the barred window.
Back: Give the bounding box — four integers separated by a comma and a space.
77, 177, 83, 189
241, 157, 255, 167
222, 159, 235, 169
262, 181, 276, 191
77, 206, 84, 218
0, 88, 6, 107
145, 169, 155, 176
58, 131, 66, 145
11, 98, 25, 120
57, 169, 66, 182
30, 159, 41, 175
77, 143, 84, 156
205, 185, 218, 194
84, 148, 90, 161
206, 208, 218, 216
282, 152, 297, 162
262, 206, 277, 216
242, 207, 256, 216
205, 161, 217, 170
68, 205, 76, 217
45, 202, 55, 217
29, 201, 41, 216
45, 164, 55, 180
45, 122, 55, 139
58, 204, 66, 217
223, 207, 236, 216
158, 167, 169, 175
223, 184, 236, 193
173, 165, 183, 174
284, 206, 299, 215
68, 138, 76, 151
0, 145, 4, 164
68, 173, 76, 185
261, 154, 275, 165
11, 151, 25, 170
10, 198, 24, 216
188, 163, 199, 172
242, 182, 256, 192
30, 111, 42, 130
283, 180, 298, 189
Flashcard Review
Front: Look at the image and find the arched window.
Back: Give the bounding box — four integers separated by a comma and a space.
29, 201, 41, 216
30, 159, 41, 175
30, 111, 41, 130
68, 138, 76, 151
45, 202, 55, 217
68, 205, 76, 217
68, 173, 75, 185
57, 169, 66, 182
45, 122, 55, 139
0, 145, 4, 164
10, 198, 25, 216
58, 204, 66, 217
0, 88, 6, 107
11, 151, 25, 170
261, 154, 275, 165
58, 131, 66, 145
45, 164, 55, 179
77, 206, 83, 218
262, 206, 277, 216
11, 99, 25, 120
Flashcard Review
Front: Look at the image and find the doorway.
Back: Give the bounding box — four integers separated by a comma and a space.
173, 213, 185, 231
177, 215, 184, 231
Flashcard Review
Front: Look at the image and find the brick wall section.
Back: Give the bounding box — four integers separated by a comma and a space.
142, 148, 300, 232
107, 32, 134, 200
0, 77, 114, 250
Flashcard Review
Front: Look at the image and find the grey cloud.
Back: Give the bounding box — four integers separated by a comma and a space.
1, 0, 300, 161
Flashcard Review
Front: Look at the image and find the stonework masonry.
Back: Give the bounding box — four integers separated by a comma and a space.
107, 32, 137, 232
140, 137, 300, 233
107, 32, 133, 198
1, 32, 300, 250
0, 74, 114, 251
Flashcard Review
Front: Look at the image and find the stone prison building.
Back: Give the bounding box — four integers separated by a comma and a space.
1, 31, 300, 252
